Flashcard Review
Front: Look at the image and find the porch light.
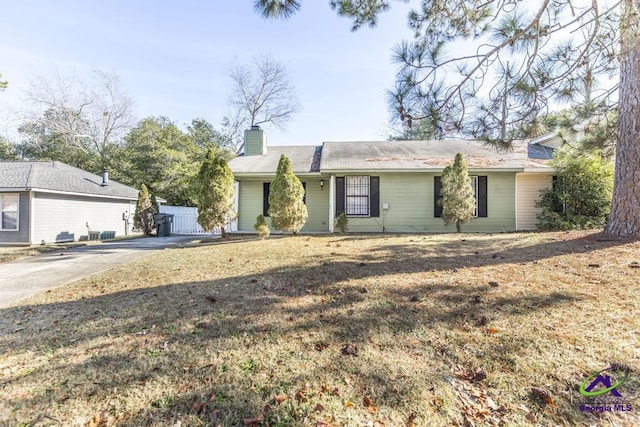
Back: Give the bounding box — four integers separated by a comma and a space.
320, 179, 324, 190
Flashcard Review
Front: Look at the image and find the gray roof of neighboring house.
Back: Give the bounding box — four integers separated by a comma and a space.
229, 145, 322, 175
0, 161, 140, 200
320, 139, 553, 171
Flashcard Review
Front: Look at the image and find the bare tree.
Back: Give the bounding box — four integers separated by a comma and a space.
19, 70, 134, 170
225, 53, 300, 153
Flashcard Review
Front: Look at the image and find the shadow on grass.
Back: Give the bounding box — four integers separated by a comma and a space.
0, 231, 636, 425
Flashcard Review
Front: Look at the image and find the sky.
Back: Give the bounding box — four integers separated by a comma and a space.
0, 1, 418, 147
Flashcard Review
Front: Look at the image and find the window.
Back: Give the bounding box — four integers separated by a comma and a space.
336, 176, 380, 218
263, 182, 306, 217
434, 176, 487, 218
470, 175, 478, 217
346, 176, 370, 216
0, 193, 19, 231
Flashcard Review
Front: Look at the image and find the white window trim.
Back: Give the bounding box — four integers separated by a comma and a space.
470, 176, 479, 218
0, 193, 20, 231
345, 176, 370, 217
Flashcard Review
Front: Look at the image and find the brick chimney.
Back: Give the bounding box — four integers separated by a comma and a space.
243, 125, 267, 156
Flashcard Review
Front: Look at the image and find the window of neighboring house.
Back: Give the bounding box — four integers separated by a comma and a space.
434, 176, 487, 218
0, 193, 19, 231
263, 182, 306, 217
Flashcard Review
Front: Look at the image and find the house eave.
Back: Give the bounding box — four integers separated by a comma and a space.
319, 167, 530, 174
233, 171, 323, 178
521, 167, 556, 173
28, 187, 140, 201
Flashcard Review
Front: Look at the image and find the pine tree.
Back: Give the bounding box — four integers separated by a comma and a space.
134, 183, 156, 236
254, 1, 640, 236
268, 154, 307, 234
197, 150, 236, 238
440, 153, 475, 232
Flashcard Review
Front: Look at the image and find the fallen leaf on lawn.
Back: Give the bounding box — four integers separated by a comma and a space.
407, 412, 417, 427
320, 384, 330, 393
316, 420, 330, 427
89, 411, 115, 427
263, 404, 272, 413
315, 342, 329, 351
295, 390, 307, 402
544, 396, 557, 408
243, 414, 264, 426
487, 327, 498, 334
331, 387, 341, 396
455, 367, 487, 382
486, 396, 498, 410
274, 394, 288, 405
191, 401, 205, 414
530, 386, 551, 402
341, 343, 358, 356
373, 421, 385, 427
344, 400, 354, 408
363, 396, 378, 414
314, 403, 325, 412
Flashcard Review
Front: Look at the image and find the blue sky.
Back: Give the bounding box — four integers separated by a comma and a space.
0, 1, 417, 146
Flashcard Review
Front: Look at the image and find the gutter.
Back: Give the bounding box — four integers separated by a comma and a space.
0, 187, 139, 201
232, 172, 324, 178
319, 168, 529, 174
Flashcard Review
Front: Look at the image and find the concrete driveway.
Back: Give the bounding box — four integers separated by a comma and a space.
0, 235, 198, 308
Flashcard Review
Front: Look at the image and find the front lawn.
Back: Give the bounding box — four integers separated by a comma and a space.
1, 231, 638, 426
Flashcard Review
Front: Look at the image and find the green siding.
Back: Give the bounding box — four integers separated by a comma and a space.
238, 173, 517, 234
238, 180, 264, 232
237, 178, 329, 233
347, 174, 430, 233
345, 173, 516, 233
303, 179, 330, 231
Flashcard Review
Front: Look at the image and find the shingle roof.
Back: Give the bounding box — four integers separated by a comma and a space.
0, 161, 139, 200
320, 139, 553, 171
228, 145, 322, 175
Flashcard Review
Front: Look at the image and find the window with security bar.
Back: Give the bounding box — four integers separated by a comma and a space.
346, 176, 370, 216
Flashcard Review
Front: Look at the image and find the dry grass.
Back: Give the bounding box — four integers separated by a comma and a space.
0, 235, 144, 263
1, 231, 639, 426
0, 243, 86, 263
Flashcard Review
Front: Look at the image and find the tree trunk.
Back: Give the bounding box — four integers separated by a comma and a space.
456, 221, 461, 233
221, 226, 227, 239
605, 0, 640, 236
